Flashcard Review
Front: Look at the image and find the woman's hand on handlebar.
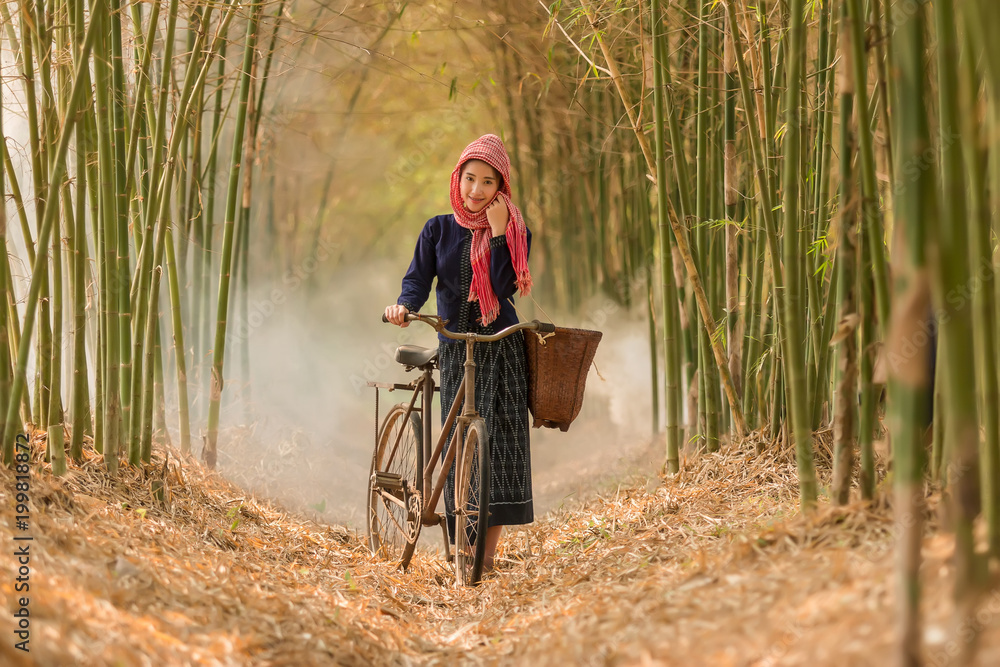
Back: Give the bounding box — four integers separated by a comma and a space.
384, 304, 410, 327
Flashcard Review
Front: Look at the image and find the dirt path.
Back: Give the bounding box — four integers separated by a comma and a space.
2, 433, 999, 666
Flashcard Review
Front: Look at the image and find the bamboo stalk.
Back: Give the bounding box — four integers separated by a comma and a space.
0, 138, 35, 267
32, 0, 56, 432
198, 29, 230, 423
869, 0, 894, 187
724, 7, 742, 411
858, 230, 877, 500
19, 0, 47, 240
959, 2, 1000, 561
176, 7, 202, 284
239, 163, 251, 416
48, 184, 66, 476
19, 0, 55, 433
742, 208, 765, 429
139, 270, 159, 463
153, 309, 171, 448
647, 264, 660, 436
651, 0, 682, 472
188, 95, 205, 407
67, 0, 91, 458
888, 1, 935, 662
205, 0, 264, 468
694, 0, 719, 452
69, 125, 88, 460
807, 0, 839, 429
811, 258, 840, 429
109, 0, 132, 445
933, 0, 986, 640
657, 11, 695, 446
832, 0, 858, 505
0, 2, 21, 67
123, 0, 162, 201
846, 0, 890, 331
777, 0, 818, 510
94, 0, 122, 473
165, 221, 192, 454
234, 50, 260, 416
0, 50, 10, 447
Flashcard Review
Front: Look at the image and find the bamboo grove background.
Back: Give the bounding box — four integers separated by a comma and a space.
3, 0, 1000, 661
494, 0, 1000, 660
0, 0, 285, 473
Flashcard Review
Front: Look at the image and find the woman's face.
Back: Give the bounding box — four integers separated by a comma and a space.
459, 160, 500, 213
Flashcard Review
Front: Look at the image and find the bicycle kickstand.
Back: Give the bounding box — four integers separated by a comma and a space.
440, 517, 453, 563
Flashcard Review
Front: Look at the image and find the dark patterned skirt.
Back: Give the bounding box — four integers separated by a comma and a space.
439, 331, 534, 537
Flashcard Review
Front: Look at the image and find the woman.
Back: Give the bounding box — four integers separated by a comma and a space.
383, 134, 533, 571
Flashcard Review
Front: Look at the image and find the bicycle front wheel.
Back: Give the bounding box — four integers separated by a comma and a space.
367, 404, 423, 570
454, 418, 490, 586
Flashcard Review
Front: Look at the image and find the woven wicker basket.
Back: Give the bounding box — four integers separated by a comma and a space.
524, 326, 603, 432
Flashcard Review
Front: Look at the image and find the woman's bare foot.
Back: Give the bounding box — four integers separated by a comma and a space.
482, 526, 503, 574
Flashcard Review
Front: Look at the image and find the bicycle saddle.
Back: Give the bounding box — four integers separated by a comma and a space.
395, 345, 438, 369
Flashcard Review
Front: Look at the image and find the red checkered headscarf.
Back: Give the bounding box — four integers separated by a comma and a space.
450, 134, 532, 325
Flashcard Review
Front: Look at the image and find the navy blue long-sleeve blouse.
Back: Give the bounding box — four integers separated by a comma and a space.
397, 214, 532, 342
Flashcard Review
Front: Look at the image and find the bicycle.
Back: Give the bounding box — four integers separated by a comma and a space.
367, 312, 554, 585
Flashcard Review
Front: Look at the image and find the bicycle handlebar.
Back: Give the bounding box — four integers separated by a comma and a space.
534, 321, 557, 334
382, 312, 555, 340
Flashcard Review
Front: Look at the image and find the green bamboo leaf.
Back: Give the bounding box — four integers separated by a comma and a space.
309, 499, 327, 514
711, 320, 727, 347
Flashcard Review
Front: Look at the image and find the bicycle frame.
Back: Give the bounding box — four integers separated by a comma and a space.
369, 361, 468, 527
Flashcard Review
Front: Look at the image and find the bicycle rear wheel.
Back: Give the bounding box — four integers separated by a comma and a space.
367, 404, 423, 569
454, 418, 490, 586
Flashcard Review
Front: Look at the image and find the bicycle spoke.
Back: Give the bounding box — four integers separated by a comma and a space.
375, 503, 409, 544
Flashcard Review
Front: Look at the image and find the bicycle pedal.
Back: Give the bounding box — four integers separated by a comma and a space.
374, 471, 405, 491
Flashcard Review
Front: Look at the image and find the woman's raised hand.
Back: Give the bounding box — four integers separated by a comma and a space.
486, 195, 509, 237
385, 304, 410, 327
